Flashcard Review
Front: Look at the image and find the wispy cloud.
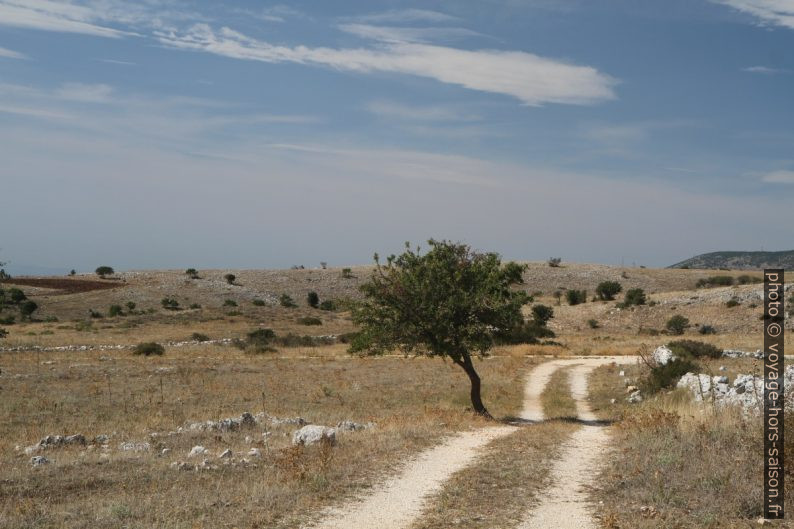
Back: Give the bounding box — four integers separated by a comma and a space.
742, 65, 790, 74
0, 46, 27, 59
155, 24, 616, 106
715, 0, 794, 29
762, 169, 794, 183
0, 0, 128, 37
339, 23, 486, 44
366, 100, 481, 122
99, 58, 136, 65
349, 9, 459, 24
55, 82, 114, 103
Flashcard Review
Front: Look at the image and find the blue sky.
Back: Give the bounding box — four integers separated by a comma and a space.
1, 0, 793, 273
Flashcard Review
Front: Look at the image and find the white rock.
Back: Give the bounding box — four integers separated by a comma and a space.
119, 441, 150, 452
618, 370, 625, 377
247, 448, 261, 458
160, 448, 171, 456
188, 445, 208, 457
610, 398, 617, 404
30, 456, 50, 466
627, 390, 643, 403
335, 420, 374, 432
219, 449, 232, 459
292, 425, 337, 446
652, 345, 675, 366
719, 366, 727, 371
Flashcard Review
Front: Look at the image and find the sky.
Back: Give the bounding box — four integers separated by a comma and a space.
1, 0, 793, 274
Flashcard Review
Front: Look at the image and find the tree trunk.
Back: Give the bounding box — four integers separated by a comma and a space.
456, 354, 493, 419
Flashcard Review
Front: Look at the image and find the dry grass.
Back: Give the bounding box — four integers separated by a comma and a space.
410, 422, 577, 529
541, 367, 577, 419
0, 346, 530, 529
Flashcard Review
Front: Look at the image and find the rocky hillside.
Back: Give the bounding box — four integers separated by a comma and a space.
669, 250, 794, 270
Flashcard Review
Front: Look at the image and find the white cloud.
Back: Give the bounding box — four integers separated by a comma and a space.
0, 0, 127, 37
339, 23, 485, 44
762, 170, 794, 183
0, 46, 27, 59
742, 65, 790, 73
350, 9, 459, 24
715, 0, 794, 29
366, 100, 481, 122
55, 82, 114, 103
156, 24, 616, 106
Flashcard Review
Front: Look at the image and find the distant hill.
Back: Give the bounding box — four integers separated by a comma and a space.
670, 250, 794, 270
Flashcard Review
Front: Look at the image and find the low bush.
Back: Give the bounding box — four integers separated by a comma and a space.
668, 339, 722, 358
695, 275, 734, 288
108, 304, 124, 317
595, 281, 622, 301
666, 315, 690, 335
644, 358, 699, 393
224, 273, 236, 285
185, 268, 199, 279
189, 303, 201, 310
279, 294, 297, 308
191, 332, 210, 342
725, 298, 741, 308
531, 304, 554, 325
126, 301, 136, 312
319, 299, 339, 311
566, 289, 587, 305
737, 274, 762, 285
252, 299, 266, 306
0, 328, 7, 339
297, 317, 322, 326
698, 324, 717, 335
7, 288, 26, 304
275, 333, 335, 347
307, 291, 319, 308
242, 328, 276, 353
548, 257, 562, 267
161, 298, 180, 310
19, 301, 38, 320
588, 319, 600, 329
223, 299, 238, 307
95, 266, 114, 278
0, 315, 14, 325
89, 309, 103, 319
133, 342, 165, 356
341, 268, 354, 279
621, 288, 647, 307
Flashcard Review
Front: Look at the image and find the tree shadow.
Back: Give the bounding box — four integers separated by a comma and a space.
501, 415, 614, 427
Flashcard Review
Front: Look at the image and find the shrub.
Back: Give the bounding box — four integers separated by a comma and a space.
319, 299, 339, 311
566, 289, 587, 306
320, 262, 327, 269
297, 316, 322, 326
596, 281, 622, 301
69, 269, 76, 276
548, 257, 562, 267
161, 298, 180, 310
622, 288, 646, 307
126, 301, 136, 312
666, 315, 690, 335
224, 273, 236, 285
695, 275, 734, 288
725, 298, 741, 308
341, 268, 353, 279
0, 315, 15, 325
189, 303, 201, 310
223, 299, 238, 307
95, 266, 114, 278
242, 328, 276, 353
668, 339, 722, 358
8, 288, 26, 304
133, 342, 165, 356
279, 294, 297, 308
185, 268, 199, 279
252, 299, 266, 306
737, 274, 762, 285
698, 324, 717, 335
307, 291, 319, 308
645, 358, 699, 393
531, 304, 554, 325
108, 305, 124, 317
19, 301, 38, 320
588, 319, 599, 329
191, 332, 210, 342
275, 333, 335, 347
89, 309, 103, 319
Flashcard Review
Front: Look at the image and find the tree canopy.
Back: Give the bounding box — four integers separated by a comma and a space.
350, 240, 530, 417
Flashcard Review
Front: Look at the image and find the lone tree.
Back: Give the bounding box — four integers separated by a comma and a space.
185, 268, 199, 279
350, 240, 529, 418
224, 273, 236, 285
95, 266, 114, 278
595, 281, 622, 301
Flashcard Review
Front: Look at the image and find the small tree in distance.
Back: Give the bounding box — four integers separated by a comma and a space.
224, 273, 236, 285
350, 240, 529, 418
307, 291, 319, 308
95, 266, 114, 278
185, 268, 199, 279
596, 281, 622, 301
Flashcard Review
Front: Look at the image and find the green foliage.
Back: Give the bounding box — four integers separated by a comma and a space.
622, 288, 647, 307
566, 289, 587, 305
69, 269, 76, 276
189, 303, 201, 310
645, 358, 699, 393
595, 281, 622, 301
588, 319, 600, 329
185, 268, 199, 279
737, 274, 762, 285
224, 273, 236, 285
108, 304, 124, 317
7, 288, 26, 304
666, 315, 690, 335
132, 342, 165, 356
191, 332, 210, 342
725, 298, 741, 308
668, 339, 722, 358
531, 304, 554, 325
548, 257, 562, 267
695, 275, 734, 288
126, 301, 136, 312
319, 299, 339, 311
161, 297, 180, 310
0, 315, 14, 325
279, 294, 297, 308
252, 299, 266, 306
297, 316, 322, 326
19, 301, 38, 320
95, 266, 114, 278
307, 291, 319, 308
242, 328, 277, 353
698, 324, 717, 335
341, 268, 354, 279
351, 240, 528, 416
0, 327, 6, 338
89, 309, 103, 319
223, 299, 238, 307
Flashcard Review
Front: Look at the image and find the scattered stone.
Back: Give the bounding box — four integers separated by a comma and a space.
185, 412, 255, 433
652, 345, 675, 366
270, 416, 306, 426
119, 441, 150, 452
610, 398, 617, 404
625, 385, 638, 394
618, 370, 625, 377
160, 448, 171, 457
219, 449, 232, 459
170, 461, 193, 471
188, 445, 208, 457
719, 366, 727, 372
247, 448, 261, 458
30, 455, 50, 466
627, 390, 642, 404
244, 436, 253, 444
93, 434, 109, 444
335, 420, 374, 432
292, 425, 337, 446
